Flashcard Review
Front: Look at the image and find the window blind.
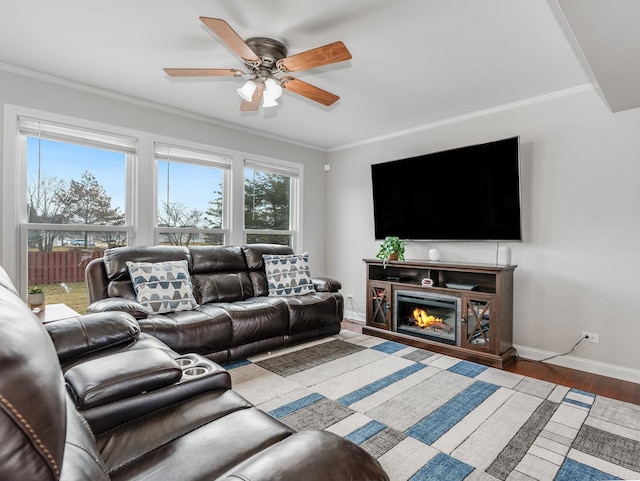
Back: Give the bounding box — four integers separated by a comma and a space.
155, 143, 232, 170
18, 117, 137, 154
245, 158, 300, 178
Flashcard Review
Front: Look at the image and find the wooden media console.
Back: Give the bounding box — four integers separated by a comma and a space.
364, 258, 516, 368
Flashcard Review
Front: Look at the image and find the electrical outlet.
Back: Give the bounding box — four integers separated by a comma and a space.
346, 294, 354, 300
582, 331, 600, 343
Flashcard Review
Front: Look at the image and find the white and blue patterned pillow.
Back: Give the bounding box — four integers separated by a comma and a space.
126, 260, 198, 314
263, 252, 315, 297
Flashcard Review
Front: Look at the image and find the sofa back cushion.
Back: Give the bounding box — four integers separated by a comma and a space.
242, 244, 294, 297
102, 246, 191, 301
0, 266, 108, 481
189, 246, 254, 303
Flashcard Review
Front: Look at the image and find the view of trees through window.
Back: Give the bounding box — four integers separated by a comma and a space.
20, 122, 300, 314
25, 135, 128, 313
157, 158, 226, 246
244, 167, 292, 246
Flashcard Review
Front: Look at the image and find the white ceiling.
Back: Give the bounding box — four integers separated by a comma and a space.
0, 0, 637, 151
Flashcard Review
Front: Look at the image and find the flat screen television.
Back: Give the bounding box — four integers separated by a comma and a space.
371, 136, 522, 241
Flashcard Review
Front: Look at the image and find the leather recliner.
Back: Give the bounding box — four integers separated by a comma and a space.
0, 265, 389, 481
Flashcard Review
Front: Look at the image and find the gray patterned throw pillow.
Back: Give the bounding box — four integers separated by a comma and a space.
127, 260, 198, 314
263, 252, 315, 297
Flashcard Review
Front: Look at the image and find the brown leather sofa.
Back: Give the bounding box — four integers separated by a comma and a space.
0, 265, 389, 480
86, 244, 344, 363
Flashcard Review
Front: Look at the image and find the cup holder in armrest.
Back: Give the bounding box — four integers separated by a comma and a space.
183, 366, 208, 377
176, 356, 197, 367
175, 354, 215, 378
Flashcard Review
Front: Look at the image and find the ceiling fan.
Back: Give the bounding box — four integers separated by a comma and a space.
164, 17, 352, 111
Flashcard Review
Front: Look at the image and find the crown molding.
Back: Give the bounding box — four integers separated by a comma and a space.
0, 62, 325, 152
327, 83, 598, 153
0, 62, 600, 155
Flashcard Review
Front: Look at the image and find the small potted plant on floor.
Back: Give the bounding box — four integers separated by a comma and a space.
27, 286, 46, 310
376, 236, 406, 267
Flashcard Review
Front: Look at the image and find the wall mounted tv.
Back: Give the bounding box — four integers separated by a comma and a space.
371, 136, 522, 241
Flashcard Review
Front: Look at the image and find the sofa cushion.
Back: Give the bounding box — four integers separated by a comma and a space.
103, 245, 190, 281
137, 307, 233, 357
43, 311, 140, 362
128, 260, 198, 314
280, 292, 344, 335
190, 246, 254, 303
98, 392, 291, 480
216, 298, 289, 347
263, 252, 315, 297
242, 244, 294, 297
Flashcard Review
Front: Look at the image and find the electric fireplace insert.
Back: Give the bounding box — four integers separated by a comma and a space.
393, 290, 461, 345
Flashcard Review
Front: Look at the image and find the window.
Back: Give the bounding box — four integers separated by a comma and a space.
244, 158, 300, 246
4, 107, 305, 306
18, 117, 135, 313
155, 143, 231, 246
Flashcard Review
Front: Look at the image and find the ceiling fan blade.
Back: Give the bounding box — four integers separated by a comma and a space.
278, 41, 351, 72
199, 17, 260, 64
282, 77, 339, 106
240, 84, 264, 111
164, 68, 244, 77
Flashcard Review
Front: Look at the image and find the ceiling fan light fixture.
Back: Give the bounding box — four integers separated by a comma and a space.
264, 77, 283, 100
262, 93, 278, 108
165, 18, 352, 112
237, 80, 257, 102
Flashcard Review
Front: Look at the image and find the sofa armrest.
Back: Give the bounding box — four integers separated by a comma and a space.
75, 352, 232, 434
311, 277, 342, 292
87, 296, 148, 319
65, 348, 182, 409
44, 312, 140, 362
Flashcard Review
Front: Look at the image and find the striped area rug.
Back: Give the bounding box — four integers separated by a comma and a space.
224, 331, 640, 481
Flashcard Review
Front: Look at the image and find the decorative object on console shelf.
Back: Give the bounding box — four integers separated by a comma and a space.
497, 244, 512, 265
263, 252, 315, 297
27, 286, 45, 311
375, 236, 406, 267
421, 277, 434, 287
428, 248, 440, 261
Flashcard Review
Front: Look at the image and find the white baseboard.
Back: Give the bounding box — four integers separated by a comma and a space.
343, 309, 365, 323
514, 344, 640, 385
341, 313, 639, 384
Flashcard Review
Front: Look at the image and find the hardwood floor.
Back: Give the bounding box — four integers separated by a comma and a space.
341, 320, 640, 406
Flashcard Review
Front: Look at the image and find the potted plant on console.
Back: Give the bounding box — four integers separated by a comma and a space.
27, 286, 45, 311
376, 236, 406, 267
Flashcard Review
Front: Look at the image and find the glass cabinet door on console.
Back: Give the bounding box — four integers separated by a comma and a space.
461, 294, 495, 351
367, 281, 391, 330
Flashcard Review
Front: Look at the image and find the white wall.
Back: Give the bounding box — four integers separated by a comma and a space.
0, 68, 329, 280
326, 88, 640, 382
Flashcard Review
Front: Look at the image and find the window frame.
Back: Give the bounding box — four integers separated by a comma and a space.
154, 141, 233, 246
243, 155, 303, 249
4, 106, 138, 293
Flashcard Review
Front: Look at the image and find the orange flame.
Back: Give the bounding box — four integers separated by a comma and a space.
412, 308, 443, 328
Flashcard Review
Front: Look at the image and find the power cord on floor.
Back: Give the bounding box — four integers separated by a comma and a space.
515, 335, 588, 363
345, 296, 366, 320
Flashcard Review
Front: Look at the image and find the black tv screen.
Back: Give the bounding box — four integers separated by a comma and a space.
371, 137, 522, 241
